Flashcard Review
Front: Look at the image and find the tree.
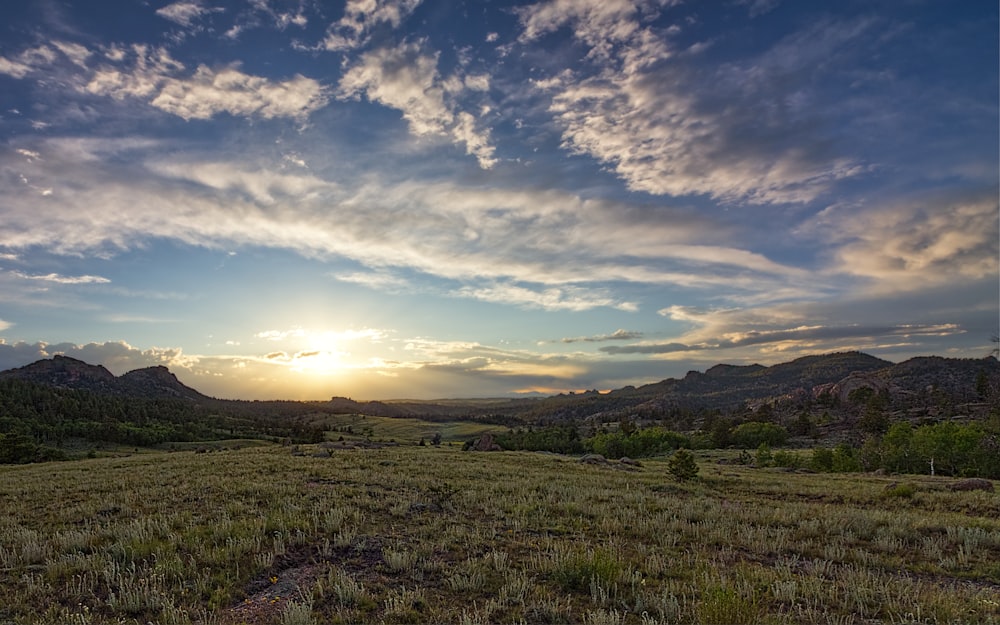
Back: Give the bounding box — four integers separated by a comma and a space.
731, 421, 788, 449
667, 449, 699, 481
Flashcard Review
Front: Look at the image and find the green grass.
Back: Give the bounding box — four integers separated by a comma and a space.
0, 445, 998, 624
315, 413, 502, 443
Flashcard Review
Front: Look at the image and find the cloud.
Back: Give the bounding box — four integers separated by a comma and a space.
803, 189, 999, 291
519, 4, 870, 203
602, 304, 969, 356
333, 270, 410, 291
0, 45, 61, 78
155, 1, 219, 28
0, 140, 810, 306
323, 0, 422, 51
0, 340, 194, 375
151, 65, 327, 121
82, 45, 328, 121
454, 283, 638, 312
560, 329, 643, 343
337, 41, 497, 168
10, 270, 110, 285
607, 300, 983, 361
0, 57, 33, 78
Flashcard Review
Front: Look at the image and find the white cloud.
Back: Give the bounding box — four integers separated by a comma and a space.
323, 0, 423, 51
51, 40, 92, 68
10, 271, 110, 285
519, 4, 869, 203
16, 149, 42, 162
338, 41, 497, 168
454, 283, 638, 312
0, 45, 61, 78
0, 340, 194, 375
0, 142, 809, 306
804, 190, 999, 291
156, 1, 217, 27
85, 45, 327, 121
0, 56, 34, 78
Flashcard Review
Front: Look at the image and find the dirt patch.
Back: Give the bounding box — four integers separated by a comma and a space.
225, 547, 321, 624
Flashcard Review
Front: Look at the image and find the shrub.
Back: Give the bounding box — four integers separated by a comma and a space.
730, 422, 788, 449
771, 450, 802, 469
552, 548, 621, 593
755, 443, 773, 467
810, 447, 834, 472
666, 449, 699, 481
883, 483, 916, 499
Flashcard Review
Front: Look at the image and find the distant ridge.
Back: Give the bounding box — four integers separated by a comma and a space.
0, 352, 996, 422
0, 355, 210, 401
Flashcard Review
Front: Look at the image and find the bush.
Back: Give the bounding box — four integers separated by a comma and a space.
585, 427, 689, 459
667, 449, 699, 481
810, 447, 834, 472
772, 450, 802, 469
730, 422, 788, 449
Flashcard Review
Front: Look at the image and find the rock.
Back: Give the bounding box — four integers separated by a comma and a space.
471, 433, 502, 452
620, 457, 642, 467
580, 453, 607, 465
950, 478, 995, 492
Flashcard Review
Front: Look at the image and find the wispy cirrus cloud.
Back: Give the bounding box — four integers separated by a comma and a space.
0, 138, 813, 311
10, 270, 110, 284
560, 329, 643, 343
453, 283, 638, 313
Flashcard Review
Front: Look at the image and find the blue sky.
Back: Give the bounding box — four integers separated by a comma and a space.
0, 0, 996, 400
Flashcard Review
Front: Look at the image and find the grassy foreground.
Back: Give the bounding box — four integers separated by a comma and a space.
0, 445, 998, 624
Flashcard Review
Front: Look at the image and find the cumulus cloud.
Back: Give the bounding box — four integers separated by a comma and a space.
519, 2, 869, 203
338, 41, 497, 168
323, 0, 422, 51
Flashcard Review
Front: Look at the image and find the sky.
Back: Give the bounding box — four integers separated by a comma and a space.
0, 0, 997, 401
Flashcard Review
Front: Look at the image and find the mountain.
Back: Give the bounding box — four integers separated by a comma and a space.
487, 352, 1000, 425
2, 352, 997, 424
0, 355, 210, 401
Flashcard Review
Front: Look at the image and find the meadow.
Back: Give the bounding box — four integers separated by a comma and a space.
0, 443, 997, 624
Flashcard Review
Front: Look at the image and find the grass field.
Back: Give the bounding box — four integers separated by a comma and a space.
0, 444, 998, 624
310, 413, 504, 444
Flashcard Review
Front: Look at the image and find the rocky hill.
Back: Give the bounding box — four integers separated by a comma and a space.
2, 352, 997, 425
0, 355, 210, 401
490, 352, 1000, 425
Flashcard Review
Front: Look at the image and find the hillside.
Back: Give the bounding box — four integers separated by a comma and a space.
0, 351, 997, 464
0, 355, 210, 401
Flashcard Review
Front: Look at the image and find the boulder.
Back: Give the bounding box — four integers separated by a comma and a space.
471, 433, 502, 452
